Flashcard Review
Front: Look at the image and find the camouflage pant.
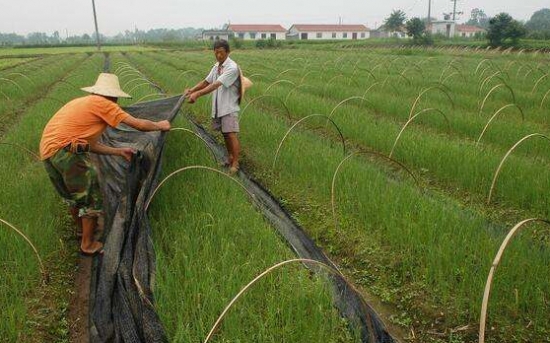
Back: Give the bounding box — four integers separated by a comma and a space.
43, 148, 102, 218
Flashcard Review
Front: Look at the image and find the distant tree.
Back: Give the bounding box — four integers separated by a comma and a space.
525, 8, 550, 35
406, 17, 432, 45
406, 18, 425, 39
466, 8, 490, 28
384, 10, 407, 32
487, 13, 527, 46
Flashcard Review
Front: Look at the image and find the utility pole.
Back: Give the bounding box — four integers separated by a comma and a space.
451, 0, 458, 21
91, 0, 101, 51
428, 0, 432, 25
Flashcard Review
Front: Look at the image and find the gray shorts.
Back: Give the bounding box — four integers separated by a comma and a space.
212, 113, 240, 133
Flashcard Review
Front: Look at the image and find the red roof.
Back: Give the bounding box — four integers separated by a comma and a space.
290, 24, 369, 32
228, 24, 287, 33
456, 25, 485, 33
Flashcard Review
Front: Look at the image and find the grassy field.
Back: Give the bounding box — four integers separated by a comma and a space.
0, 45, 548, 342
121, 47, 549, 342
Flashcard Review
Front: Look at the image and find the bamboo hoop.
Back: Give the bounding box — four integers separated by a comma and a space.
0, 77, 24, 93
487, 134, 550, 204
123, 76, 150, 89
363, 81, 382, 98
176, 69, 201, 82
441, 71, 460, 85
169, 128, 218, 164
4, 72, 34, 85
0, 89, 12, 102
265, 79, 295, 93
299, 70, 321, 84
478, 71, 504, 94
408, 86, 454, 120
479, 218, 550, 343
390, 108, 451, 159
331, 152, 419, 230
327, 96, 373, 121
540, 88, 550, 109
127, 82, 156, 94
478, 66, 493, 81
248, 73, 268, 81
275, 68, 299, 79
0, 218, 45, 277
476, 104, 525, 145
478, 84, 516, 116
203, 258, 375, 343
531, 73, 548, 94
134, 93, 167, 104
241, 95, 291, 119
284, 84, 307, 104
355, 67, 378, 81
474, 59, 492, 76
273, 114, 346, 170
145, 165, 252, 212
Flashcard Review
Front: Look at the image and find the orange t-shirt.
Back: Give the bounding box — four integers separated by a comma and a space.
40, 95, 130, 160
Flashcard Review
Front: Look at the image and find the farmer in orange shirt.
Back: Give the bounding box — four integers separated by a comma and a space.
40, 73, 171, 255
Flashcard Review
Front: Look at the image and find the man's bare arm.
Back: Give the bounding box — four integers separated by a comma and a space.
185, 80, 210, 96
188, 81, 222, 103
121, 115, 171, 132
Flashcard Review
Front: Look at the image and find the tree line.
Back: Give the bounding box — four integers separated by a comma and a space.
383, 7, 550, 46
0, 27, 204, 46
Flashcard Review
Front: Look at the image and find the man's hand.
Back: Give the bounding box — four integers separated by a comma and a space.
156, 120, 171, 131
188, 92, 199, 104
119, 147, 135, 161
184, 88, 192, 96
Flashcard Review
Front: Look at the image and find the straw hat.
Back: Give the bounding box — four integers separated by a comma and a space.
81, 73, 132, 98
239, 71, 253, 102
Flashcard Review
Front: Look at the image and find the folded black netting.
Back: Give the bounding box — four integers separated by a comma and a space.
90, 95, 185, 343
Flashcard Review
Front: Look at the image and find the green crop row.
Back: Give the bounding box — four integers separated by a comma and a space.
0, 54, 104, 341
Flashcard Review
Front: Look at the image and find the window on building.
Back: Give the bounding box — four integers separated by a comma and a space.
250, 32, 256, 39
316, 32, 322, 39
238, 33, 245, 39
462, 32, 466, 37
361, 32, 366, 38
332, 32, 337, 39
343, 33, 348, 38
271, 33, 276, 39
261, 33, 267, 39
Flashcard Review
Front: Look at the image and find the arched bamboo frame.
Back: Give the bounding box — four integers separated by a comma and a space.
476, 104, 525, 145
479, 218, 550, 343
331, 151, 419, 230
390, 108, 451, 159
487, 134, 550, 204
273, 114, 346, 169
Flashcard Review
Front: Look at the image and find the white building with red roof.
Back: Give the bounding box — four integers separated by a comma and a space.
228, 24, 287, 40
288, 24, 370, 40
456, 24, 486, 38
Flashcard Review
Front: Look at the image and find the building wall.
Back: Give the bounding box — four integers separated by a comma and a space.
288, 28, 369, 40
431, 22, 456, 37
234, 32, 286, 40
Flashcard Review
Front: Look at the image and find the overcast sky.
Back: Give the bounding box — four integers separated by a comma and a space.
0, 0, 547, 36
